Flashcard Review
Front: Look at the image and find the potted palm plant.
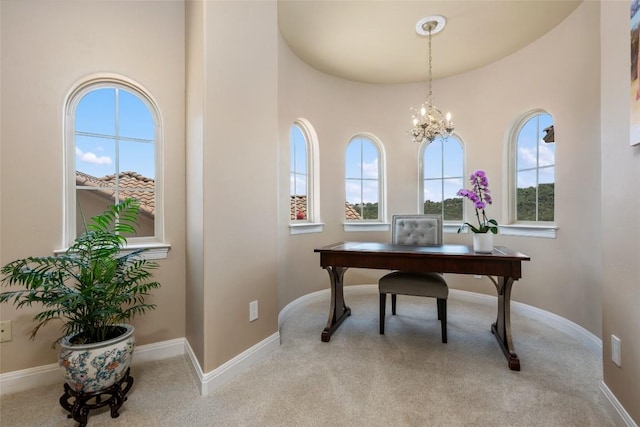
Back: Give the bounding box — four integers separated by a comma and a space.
0, 198, 160, 424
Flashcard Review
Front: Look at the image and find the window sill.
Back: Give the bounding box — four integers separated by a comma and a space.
343, 222, 390, 232
498, 224, 557, 239
54, 242, 171, 260
289, 222, 324, 235
446, 222, 556, 239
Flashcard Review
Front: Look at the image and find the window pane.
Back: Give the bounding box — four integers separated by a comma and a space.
75, 88, 115, 136
119, 140, 155, 179
119, 191, 155, 238
517, 117, 538, 171
517, 170, 537, 221
442, 137, 463, 178
443, 178, 463, 221
424, 139, 442, 179
539, 166, 554, 221
361, 140, 378, 179
345, 178, 362, 205
345, 140, 362, 179
290, 172, 307, 196
423, 179, 442, 215
538, 138, 555, 167
75, 136, 115, 178
290, 125, 307, 174
76, 189, 114, 237
118, 90, 154, 140
345, 136, 380, 221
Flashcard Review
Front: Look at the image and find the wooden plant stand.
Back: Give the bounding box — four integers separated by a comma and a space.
59, 368, 133, 427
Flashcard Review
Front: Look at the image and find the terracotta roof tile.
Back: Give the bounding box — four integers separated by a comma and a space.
76, 171, 155, 217
290, 195, 361, 220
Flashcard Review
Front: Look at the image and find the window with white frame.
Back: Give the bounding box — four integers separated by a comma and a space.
290, 123, 310, 222
420, 135, 464, 222
65, 76, 162, 247
289, 119, 321, 234
345, 135, 384, 221
513, 111, 555, 222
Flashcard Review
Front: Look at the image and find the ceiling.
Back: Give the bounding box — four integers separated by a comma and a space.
278, 1, 582, 84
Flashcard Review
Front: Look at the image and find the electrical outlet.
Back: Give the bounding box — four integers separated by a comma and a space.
0, 320, 12, 343
611, 335, 621, 367
249, 300, 259, 322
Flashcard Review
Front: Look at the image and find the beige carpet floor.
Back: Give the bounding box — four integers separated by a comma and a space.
0, 287, 618, 426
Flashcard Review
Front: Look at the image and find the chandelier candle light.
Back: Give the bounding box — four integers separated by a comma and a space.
410, 16, 454, 144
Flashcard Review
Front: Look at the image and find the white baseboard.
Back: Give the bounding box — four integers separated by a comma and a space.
184, 332, 280, 396
0, 337, 186, 395
600, 381, 638, 427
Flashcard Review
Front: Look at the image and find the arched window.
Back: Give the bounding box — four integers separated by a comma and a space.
420, 135, 464, 223
289, 119, 321, 234
513, 111, 555, 223
290, 123, 309, 221
65, 75, 163, 248
345, 134, 385, 222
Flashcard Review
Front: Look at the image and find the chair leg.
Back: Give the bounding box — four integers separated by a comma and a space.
379, 293, 386, 334
391, 294, 397, 315
438, 298, 447, 343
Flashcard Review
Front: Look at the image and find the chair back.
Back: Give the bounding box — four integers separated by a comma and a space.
391, 214, 442, 246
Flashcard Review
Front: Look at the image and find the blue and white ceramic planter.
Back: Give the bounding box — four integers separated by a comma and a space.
58, 324, 135, 394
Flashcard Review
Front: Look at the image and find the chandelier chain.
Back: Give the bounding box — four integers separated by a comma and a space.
428, 25, 433, 111
408, 18, 454, 144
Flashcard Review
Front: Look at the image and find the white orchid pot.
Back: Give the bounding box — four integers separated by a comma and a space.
473, 233, 494, 253
58, 324, 135, 393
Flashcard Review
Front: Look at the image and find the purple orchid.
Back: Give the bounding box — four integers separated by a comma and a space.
457, 170, 498, 234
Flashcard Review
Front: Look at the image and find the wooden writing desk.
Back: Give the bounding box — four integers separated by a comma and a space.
314, 242, 531, 370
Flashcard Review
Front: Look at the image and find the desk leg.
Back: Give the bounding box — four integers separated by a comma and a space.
491, 276, 520, 371
321, 266, 351, 342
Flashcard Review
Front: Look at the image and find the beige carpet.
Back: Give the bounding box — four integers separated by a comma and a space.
0, 287, 618, 426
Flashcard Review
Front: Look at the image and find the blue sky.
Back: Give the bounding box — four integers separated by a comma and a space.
75, 88, 155, 179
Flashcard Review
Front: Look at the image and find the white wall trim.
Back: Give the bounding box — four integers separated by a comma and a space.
600, 381, 638, 427
0, 337, 186, 395
186, 332, 280, 396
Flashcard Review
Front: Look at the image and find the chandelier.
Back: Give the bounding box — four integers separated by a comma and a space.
410, 16, 454, 144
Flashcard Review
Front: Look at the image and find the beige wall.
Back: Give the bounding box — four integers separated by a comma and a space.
601, 1, 640, 423
185, 0, 206, 370
0, 0, 186, 372
278, 1, 603, 337
197, 0, 280, 373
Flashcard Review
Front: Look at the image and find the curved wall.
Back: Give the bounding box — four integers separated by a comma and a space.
277, 2, 602, 337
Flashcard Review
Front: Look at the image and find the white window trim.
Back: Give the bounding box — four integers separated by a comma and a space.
290, 222, 325, 235
454, 223, 557, 239
63, 73, 166, 249
344, 222, 390, 232
54, 242, 170, 260
344, 132, 387, 225
289, 119, 322, 234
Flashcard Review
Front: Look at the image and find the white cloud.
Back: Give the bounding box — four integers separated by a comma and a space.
76, 147, 112, 165
519, 141, 555, 169
362, 158, 378, 179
